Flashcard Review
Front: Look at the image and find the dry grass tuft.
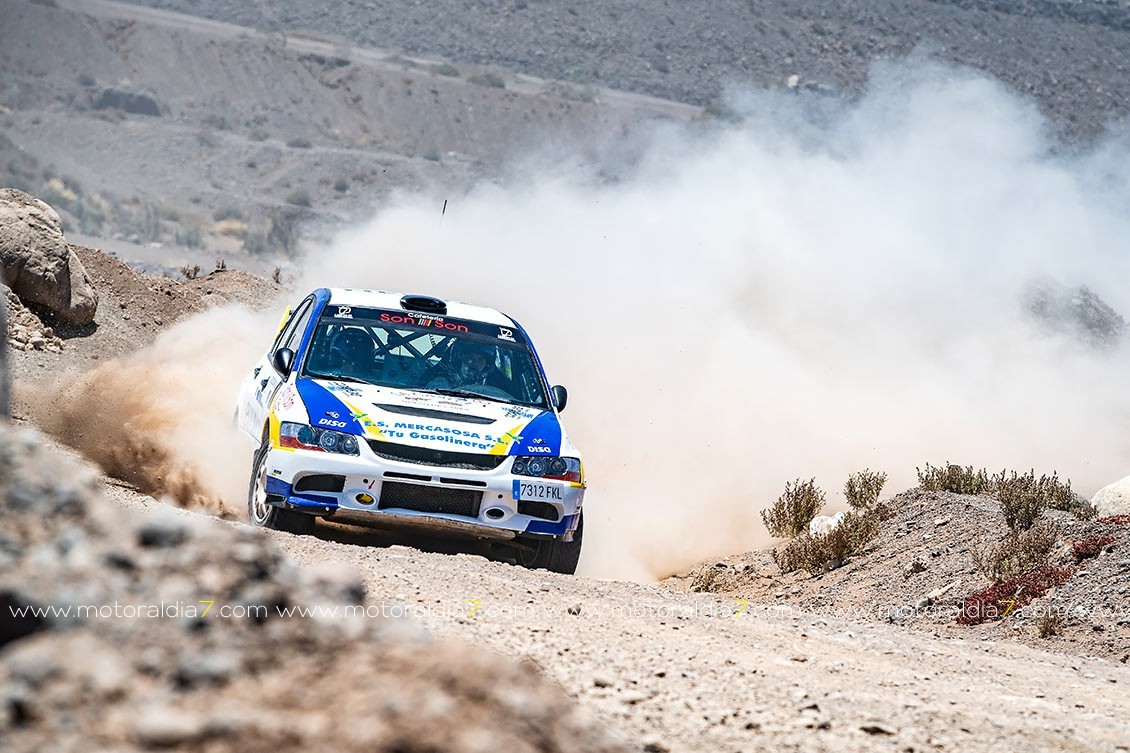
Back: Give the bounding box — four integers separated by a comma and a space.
1037, 609, 1066, 638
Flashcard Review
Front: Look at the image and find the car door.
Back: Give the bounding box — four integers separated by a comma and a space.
238, 296, 315, 440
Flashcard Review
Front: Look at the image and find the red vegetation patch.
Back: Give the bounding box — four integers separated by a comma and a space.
957, 566, 1075, 626
1098, 515, 1130, 525
1072, 534, 1116, 563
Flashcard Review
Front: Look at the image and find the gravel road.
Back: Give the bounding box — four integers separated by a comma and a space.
102, 480, 1130, 753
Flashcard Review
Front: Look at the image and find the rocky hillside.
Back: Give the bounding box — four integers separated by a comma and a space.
128, 0, 1130, 140
674, 487, 1130, 663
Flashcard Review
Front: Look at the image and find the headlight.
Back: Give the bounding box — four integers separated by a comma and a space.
279, 422, 360, 455
512, 456, 582, 483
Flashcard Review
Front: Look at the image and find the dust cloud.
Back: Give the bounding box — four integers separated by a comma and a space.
37, 306, 274, 517
305, 61, 1130, 580
31, 61, 1130, 582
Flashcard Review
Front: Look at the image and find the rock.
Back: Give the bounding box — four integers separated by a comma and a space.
925, 580, 962, 602
567, 603, 582, 615
92, 88, 163, 116
860, 721, 897, 735
132, 707, 206, 747
934, 517, 950, 526
1026, 281, 1125, 347
308, 563, 365, 605
0, 289, 7, 418
136, 514, 189, 549
176, 651, 241, 688
1092, 475, 1130, 517
642, 740, 669, 753
593, 674, 614, 688
0, 189, 98, 325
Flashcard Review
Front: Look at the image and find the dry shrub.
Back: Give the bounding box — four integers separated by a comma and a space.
760, 478, 824, 538
689, 563, 734, 593
1071, 534, 1115, 563
956, 566, 1075, 626
180, 263, 201, 280
1037, 610, 1066, 638
996, 469, 1077, 531
844, 469, 888, 517
919, 463, 1084, 530
916, 462, 991, 494
1098, 514, 1130, 525
212, 219, 248, 238
772, 511, 879, 575
972, 521, 1059, 583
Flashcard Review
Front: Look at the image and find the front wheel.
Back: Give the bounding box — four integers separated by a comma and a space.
248, 439, 315, 535
514, 512, 583, 575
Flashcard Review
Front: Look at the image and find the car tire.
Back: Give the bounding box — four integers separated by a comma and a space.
247, 438, 316, 535
515, 512, 583, 575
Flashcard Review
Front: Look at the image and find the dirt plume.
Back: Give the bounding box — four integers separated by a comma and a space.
32, 305, 275, 517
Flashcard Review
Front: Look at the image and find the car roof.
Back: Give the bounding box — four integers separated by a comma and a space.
324, 288, 516, 327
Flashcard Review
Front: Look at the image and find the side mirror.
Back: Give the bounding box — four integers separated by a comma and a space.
551, 384, 568, 413
272, 347, 295, 375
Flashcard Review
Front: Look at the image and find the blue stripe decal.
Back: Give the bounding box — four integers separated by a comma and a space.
294, 378, 365, 435
523, 512, 578, 536
508, 410, 562, 456
265, 477, 292, 497
287, 493, 339, 511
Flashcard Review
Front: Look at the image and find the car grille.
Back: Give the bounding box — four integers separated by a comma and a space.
293, 474, 345, 493
518, 500, 560, 521
367, 440, 507, 471
378, 481, 482, 518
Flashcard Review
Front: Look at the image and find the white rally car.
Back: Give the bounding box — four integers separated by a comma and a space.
235, 289, 585, 574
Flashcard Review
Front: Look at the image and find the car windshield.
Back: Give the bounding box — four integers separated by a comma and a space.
300, 305, 550, 409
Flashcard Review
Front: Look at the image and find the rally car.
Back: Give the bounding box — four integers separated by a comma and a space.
235, 288, 585, 574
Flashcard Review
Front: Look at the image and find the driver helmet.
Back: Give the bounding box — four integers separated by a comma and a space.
450, 340, 494, 383
330, 327, 374, 372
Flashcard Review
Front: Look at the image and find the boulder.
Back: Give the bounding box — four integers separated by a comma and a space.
809, 510, 845, 537
1092, 475, 1130, 517
91, 88, 163, 117
0, 188, 97, 325
0, 290, 7, 417
1025, 280, 1125, 347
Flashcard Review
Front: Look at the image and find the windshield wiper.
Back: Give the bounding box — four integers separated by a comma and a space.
432, 388, 511, 405
309, 372, 370, 385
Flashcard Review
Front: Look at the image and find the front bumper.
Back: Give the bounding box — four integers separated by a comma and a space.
261, 444, 584, 541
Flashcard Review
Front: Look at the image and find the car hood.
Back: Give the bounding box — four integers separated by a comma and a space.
287, 377, 567, 456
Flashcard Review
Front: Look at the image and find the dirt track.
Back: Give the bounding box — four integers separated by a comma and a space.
103, 480, 1130, 753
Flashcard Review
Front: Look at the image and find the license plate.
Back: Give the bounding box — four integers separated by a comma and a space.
513, 480, 563, 501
